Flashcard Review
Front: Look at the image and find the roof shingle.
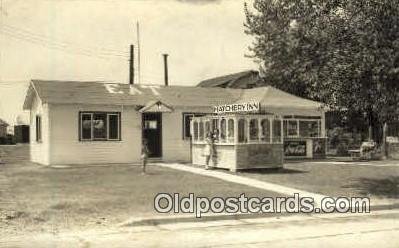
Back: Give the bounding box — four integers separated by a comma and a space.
24, 80, 325, 116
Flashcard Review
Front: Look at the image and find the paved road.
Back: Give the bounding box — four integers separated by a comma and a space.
3, 209, 399, 247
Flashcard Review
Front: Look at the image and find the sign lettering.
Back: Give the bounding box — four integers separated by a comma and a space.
105, 84, 124, 94
129, 85, 143, 95
140, 85, 160, 96
104, 84, 161, 96
213, 102, 260, 114
284, 141, 307, 157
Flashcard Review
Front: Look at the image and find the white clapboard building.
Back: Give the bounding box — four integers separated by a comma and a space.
23, 80, 326, 165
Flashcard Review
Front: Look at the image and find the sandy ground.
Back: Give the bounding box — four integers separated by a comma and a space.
234, 160, 399, 202
0, 145, 282, 237
1, 144, 399, 246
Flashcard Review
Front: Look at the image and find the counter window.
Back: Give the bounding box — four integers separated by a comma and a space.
199, 121, 205, 141
261, 119, 270, 142
273, 119, 282, 143
205, 121, 211, 136
193, 121, 199, 141
249, 119, 259, 141
299, 120, 320, 137
212, 119, 219, 132
182, 113, 205, 139
220, 118, 226, 142
238, 119, 247, 143
228, 119, 234, 142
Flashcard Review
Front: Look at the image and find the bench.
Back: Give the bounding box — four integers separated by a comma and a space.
348, 149, 361, 160
348, 141, 377, 161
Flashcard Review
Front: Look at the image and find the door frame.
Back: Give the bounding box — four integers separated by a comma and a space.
142, 112, 162, 158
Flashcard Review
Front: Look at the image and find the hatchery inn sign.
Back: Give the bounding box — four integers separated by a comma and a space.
213, 102, 260, 114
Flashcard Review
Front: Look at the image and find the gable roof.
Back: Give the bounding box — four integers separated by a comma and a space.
23, 80, 326, 116
235, 87, 326, 115
23, 80, 242, 110
197, 70, 263, 88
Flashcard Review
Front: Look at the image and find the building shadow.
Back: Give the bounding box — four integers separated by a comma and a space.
344, 177, 399, 199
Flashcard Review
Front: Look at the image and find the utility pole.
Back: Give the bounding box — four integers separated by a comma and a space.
163, 54, 169, 86
136, 22, 141, 84
129, 44, 134, 85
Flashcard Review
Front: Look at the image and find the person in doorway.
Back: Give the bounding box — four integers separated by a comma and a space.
141, 139, 150, 174
204, 132, 215, 170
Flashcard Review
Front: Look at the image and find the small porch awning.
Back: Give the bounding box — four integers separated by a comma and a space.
138, 100, 174, 113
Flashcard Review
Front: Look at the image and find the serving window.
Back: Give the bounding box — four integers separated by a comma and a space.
299, 120, 320, 137
238, 119, 247, 143
191, 114, 283, 145
220, 118, 227, 142
284, 120, 299, 137
249, 119, 259, 141
199, 121, 205, 141
182, 113, 206, 140
273, 119, 282, 143
284, 117, 322, 138
79, 112, 121, 141
261, 119, 270, 142
193, 121, 199, 140
227, 119, 235, 142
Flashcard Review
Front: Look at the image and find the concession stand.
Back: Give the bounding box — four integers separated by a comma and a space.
191, 102, 284, 172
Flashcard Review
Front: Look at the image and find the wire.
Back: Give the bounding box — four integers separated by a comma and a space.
1, 30, 126, 61
3, 24, 130, 56
1, 25, 130, 60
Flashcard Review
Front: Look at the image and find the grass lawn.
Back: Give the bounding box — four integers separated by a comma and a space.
235, 160, 399, 202
0, 145, 282, 235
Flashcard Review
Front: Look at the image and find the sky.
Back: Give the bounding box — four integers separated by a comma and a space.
0, 0, 257, 125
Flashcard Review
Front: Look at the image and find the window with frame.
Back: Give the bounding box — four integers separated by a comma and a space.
261, 119, 270, 142
299, 120, 320, 137
238, 119, 247, 143
79, 112, 121, 141
249, 119, 259, 141
182, 113, 205, 139
205, 121, 211, 136
220, 118, 226, 142
227, 119, 234, 142
273, 119, 282, 143
199, 121, 204, 141
35, 115, 42, 142
285, 120, 298, 137
193, 121, 199, 141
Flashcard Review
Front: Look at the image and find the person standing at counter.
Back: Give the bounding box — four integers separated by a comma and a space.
204, 132, 215, 170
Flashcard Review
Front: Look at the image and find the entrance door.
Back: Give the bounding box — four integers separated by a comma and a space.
142, 113, 162, 158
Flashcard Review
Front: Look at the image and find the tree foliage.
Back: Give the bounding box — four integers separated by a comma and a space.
245, 0, 399, 140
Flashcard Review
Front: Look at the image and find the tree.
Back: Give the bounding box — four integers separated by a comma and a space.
245, 0, 399, 143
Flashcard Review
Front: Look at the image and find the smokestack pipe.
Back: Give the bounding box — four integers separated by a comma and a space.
163, 54, 169, 86
129, 44, 134, 85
